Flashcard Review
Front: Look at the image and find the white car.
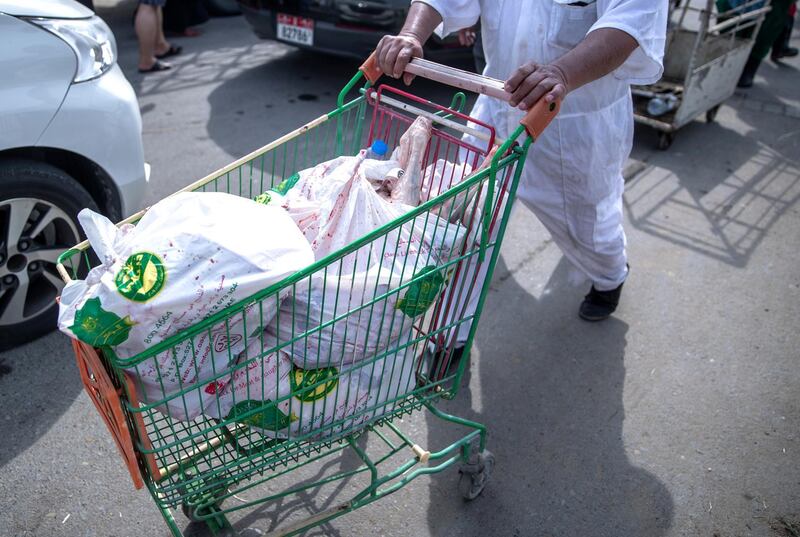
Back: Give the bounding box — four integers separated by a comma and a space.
0, 0, 148, 350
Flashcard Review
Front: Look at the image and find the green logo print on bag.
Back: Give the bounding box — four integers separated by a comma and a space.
396, 265, 446, 317
115, 251, 166, 302
290, 364, 339, 403
226, 400, 298, 431
70, 297, 135, 346
254, 172, 301, 205
272, 172, 301, 195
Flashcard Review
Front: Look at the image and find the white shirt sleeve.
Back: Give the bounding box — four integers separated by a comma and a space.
411, 0, 481, 38
591, 0, 669, 85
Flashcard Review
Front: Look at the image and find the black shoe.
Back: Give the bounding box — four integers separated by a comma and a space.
772, 47, 799, 62
579, 281, 625, 322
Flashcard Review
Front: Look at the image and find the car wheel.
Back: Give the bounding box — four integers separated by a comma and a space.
204, 0, 241, 17
0, 160, 98, 350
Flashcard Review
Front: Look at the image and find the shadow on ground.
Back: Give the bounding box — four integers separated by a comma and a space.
424, 257, 674, 536
203, 48, 476, 160
626, 116, 800, 268
0, 335, 82, 468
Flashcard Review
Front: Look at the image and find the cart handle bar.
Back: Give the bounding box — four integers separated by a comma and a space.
708, 5, 771, 35
360, 53, 560, 140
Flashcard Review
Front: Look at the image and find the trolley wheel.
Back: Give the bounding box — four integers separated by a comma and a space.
181, 500, 223, 522
706, 105, 720, 123
178, 474, 228, 522
458, 450, 495, 501
657, 132, 674, 150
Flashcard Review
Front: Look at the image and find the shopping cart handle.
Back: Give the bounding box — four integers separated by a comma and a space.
360, 52, 560, 138
520, 98, 560, 139
360, 52, 508, 100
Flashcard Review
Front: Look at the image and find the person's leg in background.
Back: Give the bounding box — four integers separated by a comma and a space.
772, 3, 798, 61
155, 4, 171, 56
136, 0, 172, 72
738, 0, 795, 87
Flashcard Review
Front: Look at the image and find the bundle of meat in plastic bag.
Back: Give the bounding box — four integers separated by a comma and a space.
257, 117, 467, 370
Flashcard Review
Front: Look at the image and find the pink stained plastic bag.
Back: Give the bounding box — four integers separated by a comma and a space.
268, 150, 466, 369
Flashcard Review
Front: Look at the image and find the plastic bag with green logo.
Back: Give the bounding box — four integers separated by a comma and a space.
57, 191, 314, 421
207, 332, 418, 439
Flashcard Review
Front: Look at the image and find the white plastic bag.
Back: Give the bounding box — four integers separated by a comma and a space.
269, 151, 466, 369
207, 334, 418, 439
58, 191, 314, 420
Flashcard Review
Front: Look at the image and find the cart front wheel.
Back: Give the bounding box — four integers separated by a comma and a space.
181, 500, 223, 523
706, 105, 720, 123
657, 132, 674, 150
458, 450, 495, 500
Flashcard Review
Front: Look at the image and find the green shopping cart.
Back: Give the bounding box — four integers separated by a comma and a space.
57, 54, 559, 536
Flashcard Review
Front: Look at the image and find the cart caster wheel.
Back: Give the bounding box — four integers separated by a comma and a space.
181, 500, 223, 522
657, 132, 674, 150
706, 105, 720, 123
458, 450, 495, 501
178, 473, 227, 522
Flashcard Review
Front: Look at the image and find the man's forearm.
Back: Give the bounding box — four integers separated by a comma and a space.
398, 2, 444, 45
552, 28, 639, 93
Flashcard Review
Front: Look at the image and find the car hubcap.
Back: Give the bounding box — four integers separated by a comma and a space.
0, 198, 79, 326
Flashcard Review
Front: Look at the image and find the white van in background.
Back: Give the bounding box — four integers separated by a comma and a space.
0, 0, 148, 349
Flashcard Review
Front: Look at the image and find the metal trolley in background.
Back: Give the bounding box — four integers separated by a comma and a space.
57, 56, 558, 536
634, 0, 771, 149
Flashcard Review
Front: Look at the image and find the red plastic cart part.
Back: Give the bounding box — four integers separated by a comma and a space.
72, 340, 160, 489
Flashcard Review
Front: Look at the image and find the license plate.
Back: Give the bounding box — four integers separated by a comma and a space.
277, 13, 314, 46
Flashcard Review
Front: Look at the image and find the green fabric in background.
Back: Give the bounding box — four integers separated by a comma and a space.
715, 0, 796, 60
750, 0, 796, 60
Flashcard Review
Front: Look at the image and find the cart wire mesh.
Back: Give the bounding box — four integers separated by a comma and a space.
58, 83, 527, 511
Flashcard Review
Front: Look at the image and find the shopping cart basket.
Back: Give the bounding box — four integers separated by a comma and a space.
56, 55, 559, 536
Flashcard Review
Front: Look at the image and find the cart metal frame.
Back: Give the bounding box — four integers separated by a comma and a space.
634, 0, 771, 149
56, 57, 558, 536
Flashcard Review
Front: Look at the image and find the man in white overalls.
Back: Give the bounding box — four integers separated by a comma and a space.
376, 0, 668, 358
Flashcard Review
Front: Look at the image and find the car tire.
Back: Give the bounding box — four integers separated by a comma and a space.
204, 0, 241, 17
0, 159, 98, 351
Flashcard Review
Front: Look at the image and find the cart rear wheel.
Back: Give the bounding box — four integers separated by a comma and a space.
178, 474, 228, 522
458, 450, 495, 500
706, 105, 720, 123
657, 132, 674, 150
181, 500, 223, 522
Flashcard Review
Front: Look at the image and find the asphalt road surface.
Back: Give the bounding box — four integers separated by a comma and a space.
1, 2, 799, 536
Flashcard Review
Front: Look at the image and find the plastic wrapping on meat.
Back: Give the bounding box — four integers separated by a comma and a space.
387, 116, 432, 206
267, 150, 466, 369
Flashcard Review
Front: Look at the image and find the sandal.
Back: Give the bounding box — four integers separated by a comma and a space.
138, 60, 172, 73
156, 44, 182, 59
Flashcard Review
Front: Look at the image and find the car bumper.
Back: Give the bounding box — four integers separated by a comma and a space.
36, 64, 148, 218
